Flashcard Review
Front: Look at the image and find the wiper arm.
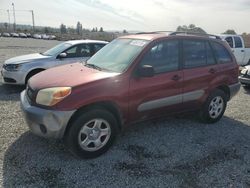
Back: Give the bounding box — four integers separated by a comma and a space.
85, 63, 102, 71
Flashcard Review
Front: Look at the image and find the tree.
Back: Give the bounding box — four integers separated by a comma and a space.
44, 27, 49, 34
223, 29, 237, 35
60, 23, 67, 34
176, 24, 206, 34
99, 27, 104, 32
123, 29, 128, 34
4, 22, 8, 30
76, 21, 82, 35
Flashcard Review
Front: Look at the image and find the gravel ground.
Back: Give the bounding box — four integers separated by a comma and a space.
0, 37, 250, 188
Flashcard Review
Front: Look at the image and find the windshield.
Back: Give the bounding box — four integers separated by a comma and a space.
87, 38, 149, 73
43, 42, 72, 56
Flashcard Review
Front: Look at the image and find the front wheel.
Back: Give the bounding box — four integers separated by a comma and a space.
64, 108, 118, 159
199, 89, 227, 123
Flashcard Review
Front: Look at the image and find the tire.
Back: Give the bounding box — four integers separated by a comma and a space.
64, 108, 118, 159
199, 89, 227, 123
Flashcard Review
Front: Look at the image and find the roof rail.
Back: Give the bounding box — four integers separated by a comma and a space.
169, 31, 221, 40
135, 31, 174, 35
135, 32, 162, 34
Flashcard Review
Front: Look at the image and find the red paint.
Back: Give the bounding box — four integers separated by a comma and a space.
29, 34, 239, 127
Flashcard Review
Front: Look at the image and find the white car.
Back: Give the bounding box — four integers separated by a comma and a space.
2, 33, 10, 37
19, 33, 27, 38
239, 65, 250, 87
33, 34, 42, 39
220, 34, 250, 66
1, 40, 108, 85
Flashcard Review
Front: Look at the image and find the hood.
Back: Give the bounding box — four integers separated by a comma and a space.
29, 63, 120, 90
4, 53, 51, 65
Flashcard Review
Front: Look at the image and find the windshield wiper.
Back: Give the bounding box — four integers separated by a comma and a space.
85, 63, 103, 71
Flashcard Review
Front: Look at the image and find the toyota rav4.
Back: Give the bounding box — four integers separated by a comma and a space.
20, 32, 240, 158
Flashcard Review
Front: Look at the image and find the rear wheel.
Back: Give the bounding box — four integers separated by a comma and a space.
200, 89, 227, 123
64, 108, 118, 159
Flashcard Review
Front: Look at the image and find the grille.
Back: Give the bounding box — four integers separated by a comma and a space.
3, 77, 16, 83
26, 85, 36, 102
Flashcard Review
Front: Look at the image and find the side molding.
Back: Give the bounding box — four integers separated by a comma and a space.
137, 89, 205, 112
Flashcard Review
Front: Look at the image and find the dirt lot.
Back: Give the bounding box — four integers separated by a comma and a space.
0, 37, 250, 188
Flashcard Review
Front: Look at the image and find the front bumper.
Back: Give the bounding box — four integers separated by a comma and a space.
1, 68, 26, 85
239, 76, 250, 85
20, 91, 75, 139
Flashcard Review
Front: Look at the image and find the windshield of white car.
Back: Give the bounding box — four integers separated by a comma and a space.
86, 38, 149, 73
43, 43, 72, 56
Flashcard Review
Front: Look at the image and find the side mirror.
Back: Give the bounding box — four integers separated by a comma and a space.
58, 52, 67, 59
138, 65, 154, 77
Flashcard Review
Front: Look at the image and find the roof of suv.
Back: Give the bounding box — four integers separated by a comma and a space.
120, 31, 222, 41
66, 39, 109, 45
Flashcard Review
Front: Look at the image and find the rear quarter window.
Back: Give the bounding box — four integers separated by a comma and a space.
211, 42, 232, 63
234, 37, 243, 48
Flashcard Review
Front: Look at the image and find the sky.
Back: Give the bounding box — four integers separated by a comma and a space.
0, 0, 250, 34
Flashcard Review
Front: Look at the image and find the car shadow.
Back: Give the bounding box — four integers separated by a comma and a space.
243, 86, 250, 95
0, 84, 25, 101
2, 116, 250, 187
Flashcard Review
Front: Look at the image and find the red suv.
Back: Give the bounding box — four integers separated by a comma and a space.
21, 32, 240, 158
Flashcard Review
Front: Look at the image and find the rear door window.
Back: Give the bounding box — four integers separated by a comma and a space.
234, 37, 243, 48
183, 40, 206, 68
211, 42, 232, 63
93, 43, 106, 54
225, 37, 233, 48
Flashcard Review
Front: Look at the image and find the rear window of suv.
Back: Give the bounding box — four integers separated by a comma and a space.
211, 42, 232, 63
183, 40, 216, 68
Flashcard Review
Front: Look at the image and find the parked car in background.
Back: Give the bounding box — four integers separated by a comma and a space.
41, 34, 50, 40
20, 32, 240, 158
49, 35, 56, 40
220, 34, 250, 66
19, 33, 27, 38
26, 33, 31, 38
239, 65, 250, 87
2, 33, 10, 37
33, 34, 42, 39
10, 33, 19, 37
1, 40, 108, 85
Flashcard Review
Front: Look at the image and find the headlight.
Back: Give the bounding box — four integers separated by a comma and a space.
36, 87, 71, 106
241, 68, 248, 75
3, 64, 22, 71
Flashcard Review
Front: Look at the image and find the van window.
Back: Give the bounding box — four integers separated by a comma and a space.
234, 37, 243, 48
211, 42, 232, 63
140, 40, 179, 74
225, 37, 233, 48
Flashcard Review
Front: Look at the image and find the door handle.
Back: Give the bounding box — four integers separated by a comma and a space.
241, 49, 245, 52
209, 68, 216, 74
172, 75, 181, 81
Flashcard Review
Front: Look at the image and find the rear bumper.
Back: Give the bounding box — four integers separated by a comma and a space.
229, 82, 241, 100
239, 76, 250, 85
20, 91, 75, 139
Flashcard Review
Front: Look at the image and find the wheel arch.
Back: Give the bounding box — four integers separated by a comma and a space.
216, 85, 230, 101
25, 68, 45, 84
64, 101, 123, 138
